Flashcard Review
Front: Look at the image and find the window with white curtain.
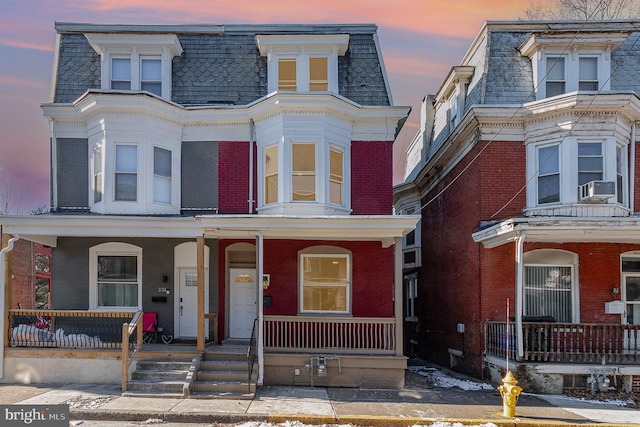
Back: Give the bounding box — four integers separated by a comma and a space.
524, 265, 573, 322
115, 144, 137, 201
153, 146, 172, 204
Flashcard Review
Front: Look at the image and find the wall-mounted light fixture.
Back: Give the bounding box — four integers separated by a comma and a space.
611, 287, 620, 297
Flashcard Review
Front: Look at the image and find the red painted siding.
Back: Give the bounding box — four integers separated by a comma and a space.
351, 141, 393, 215
218, 141, 250, 213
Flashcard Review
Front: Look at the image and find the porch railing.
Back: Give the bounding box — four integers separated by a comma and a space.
121, 310, 143, 392
9, 309, 136, 349
486, 321, 640, 364
264, 315, 396, 354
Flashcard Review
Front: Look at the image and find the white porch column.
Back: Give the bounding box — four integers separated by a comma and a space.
515, 232, 525, 361
197, 235, 205, 352
394, 236, 404, 356
0, 233, 20, 378
256, 232, 264, 385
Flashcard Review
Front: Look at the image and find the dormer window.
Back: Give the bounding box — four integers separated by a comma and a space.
256, 34, 349, 93
434, 66, 474, 134
85, 33, 183, 100
518, 31, 627, 100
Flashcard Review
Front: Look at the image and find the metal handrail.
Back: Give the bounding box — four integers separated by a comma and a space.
121, 310, 143, 392
247, 318, 258, 394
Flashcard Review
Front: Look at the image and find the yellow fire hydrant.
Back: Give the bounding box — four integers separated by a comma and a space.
497, 370, 522, 417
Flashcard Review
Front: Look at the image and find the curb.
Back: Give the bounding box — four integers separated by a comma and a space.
69, 409, 640, 427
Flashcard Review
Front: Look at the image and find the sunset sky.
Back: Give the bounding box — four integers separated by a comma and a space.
0, 0, 528, 213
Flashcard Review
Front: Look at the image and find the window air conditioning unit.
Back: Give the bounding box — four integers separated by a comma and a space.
578, 180, 615, 202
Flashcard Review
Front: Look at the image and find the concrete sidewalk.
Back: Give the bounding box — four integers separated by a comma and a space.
1, 369, 638, 426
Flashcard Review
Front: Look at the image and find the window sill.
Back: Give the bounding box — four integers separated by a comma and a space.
524, 203, 630, 218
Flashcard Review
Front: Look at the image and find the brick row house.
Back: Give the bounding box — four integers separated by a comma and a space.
0, 22, 417, 392
395, 20, 640, 393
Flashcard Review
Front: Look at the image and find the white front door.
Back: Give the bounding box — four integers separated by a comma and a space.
229, 268, 257, 339
178, 268, 198, 337
623, 275, 640, 325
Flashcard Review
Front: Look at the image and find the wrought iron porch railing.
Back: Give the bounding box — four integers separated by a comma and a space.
9, 309, 136, 349
264, 315, 396, 354
486, 321, 640, 364
247, 318, 258, 394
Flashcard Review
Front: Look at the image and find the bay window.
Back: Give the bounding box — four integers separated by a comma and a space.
578, 142, 602, 185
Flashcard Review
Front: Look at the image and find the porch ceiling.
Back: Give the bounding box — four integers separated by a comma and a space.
1, 214, 419, 247
472, 217, 640, 249
199, 214, 420, 247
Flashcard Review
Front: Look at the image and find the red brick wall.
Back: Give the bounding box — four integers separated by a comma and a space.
7, 240, 51, 309
351, 141, 393, 214
218, 239, 394, 321
418, 140, 525, 375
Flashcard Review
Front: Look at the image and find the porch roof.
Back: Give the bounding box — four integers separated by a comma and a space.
472, 216, 640, 249
1, 214, 419, 248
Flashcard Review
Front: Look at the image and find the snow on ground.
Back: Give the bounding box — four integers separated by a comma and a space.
408, 366, 494, 391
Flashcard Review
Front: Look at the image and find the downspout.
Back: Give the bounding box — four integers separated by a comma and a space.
515, 231, 525, 361
630, 122, 636, 213
256, 232, 264, 385
0, 234, 20, 378
249, 119, 255, 214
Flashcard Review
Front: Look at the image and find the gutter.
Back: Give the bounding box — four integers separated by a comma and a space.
515, 232, 525, 361
0, 234, 20, 378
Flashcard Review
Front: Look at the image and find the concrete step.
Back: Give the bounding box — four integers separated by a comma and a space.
132, 369, 188, 382
196, 370, 248, 382
199, 360, 247, 371
127, 379, 185, 394
192, 380, 256, 394
189, 391, 254, 400
136, 360, 192, 371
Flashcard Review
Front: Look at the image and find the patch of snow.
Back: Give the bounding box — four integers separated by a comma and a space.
409, 366, 494, 391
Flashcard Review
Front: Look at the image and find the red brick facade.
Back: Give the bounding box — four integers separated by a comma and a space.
8, 240, 51, 309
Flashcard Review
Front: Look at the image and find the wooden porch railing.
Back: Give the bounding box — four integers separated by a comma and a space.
121, 310, 143, 392
264, 315, 396, 354
8, 309, 136, 349
486, 321, 640, 364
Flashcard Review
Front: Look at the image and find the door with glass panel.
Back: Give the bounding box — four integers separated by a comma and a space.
621, 255, 640, 351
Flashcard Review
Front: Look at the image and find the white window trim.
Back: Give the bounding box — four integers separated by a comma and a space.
523, 249, 579, 323
404, 273, 418, 322
526, 137, 626, 209
89, 242, 142, 311
298, 250, 352, 315
85, 33, 182, 100
256, 34, 349, 94
258, 137, 351, 214
533, 51, 610, 100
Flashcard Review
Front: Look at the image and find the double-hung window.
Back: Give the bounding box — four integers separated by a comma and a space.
546, 56, 565, 97
578, 142, 603, 185
329, 147, 343, 205
115, 144, 137, 202
111, 58, 131, 90
309, 57, 328, 91
90, 242, 142, 310
93, 144, 103, 204
617, 145, 625, 204
537, 144, 560, 204
141, 58, 162, 96
300, 253, 350, 314
292, 143, 316, 201
278, 58, 297, 91
264, 145, 279, 205
153, 146, 172, 204
579, 57, 598, 91
524, 265, 573, 322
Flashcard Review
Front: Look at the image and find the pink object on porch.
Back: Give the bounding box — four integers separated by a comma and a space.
142, 312, 158, 343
